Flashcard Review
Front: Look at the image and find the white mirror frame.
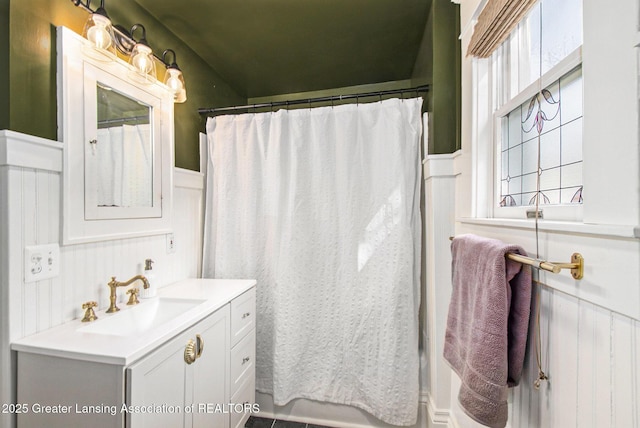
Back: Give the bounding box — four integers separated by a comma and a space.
83, 64, 160, 220
57, 26, 174, 245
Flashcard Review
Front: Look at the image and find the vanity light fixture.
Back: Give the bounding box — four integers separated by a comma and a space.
80, 0, 116, 60
128, 24, 156, 84
162, 50, 187, 103
71, 0, 186, 102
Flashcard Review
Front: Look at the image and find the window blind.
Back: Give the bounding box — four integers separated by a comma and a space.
467, 0, 538, 58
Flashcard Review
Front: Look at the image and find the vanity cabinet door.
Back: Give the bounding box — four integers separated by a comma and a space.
127, 305, 230, 428
191, 305, 230, 428
126, 332, 189, 427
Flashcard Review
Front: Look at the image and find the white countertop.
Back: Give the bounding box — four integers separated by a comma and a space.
11, 278, 256, 366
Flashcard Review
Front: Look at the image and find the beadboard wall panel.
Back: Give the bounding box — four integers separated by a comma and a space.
444, 302, 640, 428
11, 168, 204, 338
172, 168, 205, 280
447, 286, 640, 428
0, 166, 11, 428
423, 153, 458, 423
1, 132, 205, 428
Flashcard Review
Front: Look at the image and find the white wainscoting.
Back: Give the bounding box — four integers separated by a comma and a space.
421, 150, 640, 427
422, 153, 458, 428
447, 285, 640, 428
443, 182, 640, 426
0, 130, 205, 428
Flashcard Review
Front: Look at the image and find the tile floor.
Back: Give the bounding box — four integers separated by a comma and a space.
245, 415, 337, 428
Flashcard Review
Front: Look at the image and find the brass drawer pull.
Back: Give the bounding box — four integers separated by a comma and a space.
242, 356, 251, 365
242, 312, 251, 319
196, 334, 204, 359
184, 339, 196, 365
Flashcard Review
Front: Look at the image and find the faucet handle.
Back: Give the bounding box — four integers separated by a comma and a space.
126, 287, 140, 306
81, 301, 98, 322
82, 301, 97, 310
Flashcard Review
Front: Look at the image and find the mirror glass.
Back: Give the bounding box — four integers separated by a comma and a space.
94, 83, 153, 208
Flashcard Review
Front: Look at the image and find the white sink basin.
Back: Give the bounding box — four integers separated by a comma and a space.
78, 297, 206, 337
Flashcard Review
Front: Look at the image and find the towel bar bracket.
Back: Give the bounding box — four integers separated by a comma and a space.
572, 253, 584, 280
550, 253, 584, 280
548, 253, 584, 280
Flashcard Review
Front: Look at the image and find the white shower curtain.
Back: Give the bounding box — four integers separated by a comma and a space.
203, 98, 422, 426
96, 124, 152, 207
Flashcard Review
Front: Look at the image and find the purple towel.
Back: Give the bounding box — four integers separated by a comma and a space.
444, 234, 532, 428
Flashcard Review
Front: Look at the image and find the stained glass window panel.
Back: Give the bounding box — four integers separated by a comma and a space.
499, 67, 583, 207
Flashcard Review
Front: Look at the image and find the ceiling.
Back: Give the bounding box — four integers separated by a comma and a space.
132, 0, 432, 98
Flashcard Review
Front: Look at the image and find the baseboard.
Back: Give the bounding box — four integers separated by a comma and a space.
426, 393, 452, 428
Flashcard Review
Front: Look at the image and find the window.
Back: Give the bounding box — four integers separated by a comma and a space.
491, 0, 583, 216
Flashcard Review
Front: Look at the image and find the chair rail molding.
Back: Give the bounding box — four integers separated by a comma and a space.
0, 130, 63, 171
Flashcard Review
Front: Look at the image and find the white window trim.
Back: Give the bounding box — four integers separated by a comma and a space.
494, 47, 582, 118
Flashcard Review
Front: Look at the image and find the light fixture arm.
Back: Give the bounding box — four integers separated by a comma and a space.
72, 0, 100, 15
162, 49, 180, 70
162, 49, 187, 103
92, 0, 109, 17
130, 24, 150, 47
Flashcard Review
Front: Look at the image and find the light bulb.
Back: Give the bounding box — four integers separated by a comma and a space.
163, 67, 187, 102
165, 69, 183, 92
132, 45, 153, 74
87, 24, 111, 49
83, 13, 116, 59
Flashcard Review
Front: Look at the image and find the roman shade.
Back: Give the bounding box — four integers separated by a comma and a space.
467, 0, 538, 58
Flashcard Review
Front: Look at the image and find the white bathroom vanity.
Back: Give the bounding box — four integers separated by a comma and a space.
11, 279, 256, 428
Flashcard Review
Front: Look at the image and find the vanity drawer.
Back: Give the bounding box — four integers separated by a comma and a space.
231, 288, 256, 346
230, 376, 256, 428
230, 328, 256, 397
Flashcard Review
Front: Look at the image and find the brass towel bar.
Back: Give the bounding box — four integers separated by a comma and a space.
449, 236, 584, 279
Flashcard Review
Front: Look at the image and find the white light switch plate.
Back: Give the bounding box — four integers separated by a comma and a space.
24, 244, 60, 283
166, 233, 176, 254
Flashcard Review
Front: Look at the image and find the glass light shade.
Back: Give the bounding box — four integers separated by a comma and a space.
164, 68, 187, 103
128, 43, 156, 84
82, 13, 116, 60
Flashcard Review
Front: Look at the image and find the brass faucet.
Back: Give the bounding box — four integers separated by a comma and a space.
106, 275, 150, 313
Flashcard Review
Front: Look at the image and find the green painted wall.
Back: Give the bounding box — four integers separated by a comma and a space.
412, 0, 460, 154
0, 0, 8, 131
5, 0, 244, 171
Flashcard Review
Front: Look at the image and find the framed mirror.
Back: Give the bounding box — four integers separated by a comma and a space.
58, 26, 174, 244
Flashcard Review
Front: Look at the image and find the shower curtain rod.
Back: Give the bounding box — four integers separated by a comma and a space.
198, 85, 430, 115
